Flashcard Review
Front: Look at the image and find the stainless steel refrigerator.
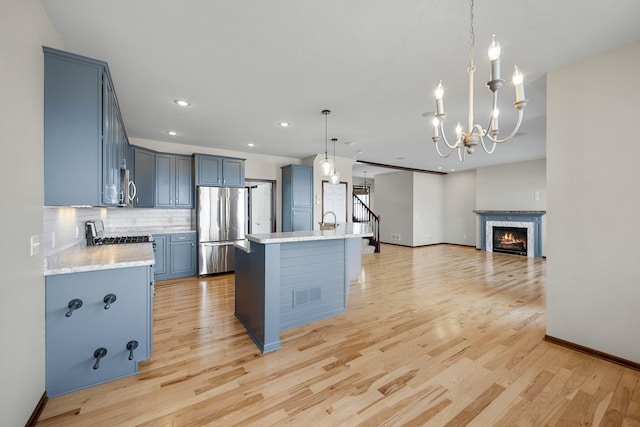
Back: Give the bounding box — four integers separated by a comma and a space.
197, 186, 246, 275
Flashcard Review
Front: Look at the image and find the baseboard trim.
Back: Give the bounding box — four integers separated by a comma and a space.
544, 335, 640, 371
25, 391, 48, 427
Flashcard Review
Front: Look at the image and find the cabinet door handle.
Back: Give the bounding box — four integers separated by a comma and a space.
65, 299, 83, 317
103, 294, 117, 310
126, 340, 139, 360
93, 348, 107, 370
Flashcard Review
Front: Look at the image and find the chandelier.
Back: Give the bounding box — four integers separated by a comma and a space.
431, 0, 528, 161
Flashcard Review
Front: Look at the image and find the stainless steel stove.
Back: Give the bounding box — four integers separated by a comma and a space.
85, 220, 152, 246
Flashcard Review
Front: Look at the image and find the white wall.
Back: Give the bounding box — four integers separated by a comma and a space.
131, 137, 301, 232
0, 0, 62, 424
413, 173, 444, 245
476, 159, 547, 210
443, 170, 476, 246
546, 41, 640, 363
374, 172, 414, 246
475, 159, 547, 254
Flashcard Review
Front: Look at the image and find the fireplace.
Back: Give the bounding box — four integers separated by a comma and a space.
475, 211, 545, 258
492, 226, 528, 256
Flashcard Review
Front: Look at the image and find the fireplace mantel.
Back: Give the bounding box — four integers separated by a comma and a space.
474, 210, 545, 257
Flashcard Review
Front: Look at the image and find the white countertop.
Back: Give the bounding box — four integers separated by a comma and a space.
44, 243, 155, 276
106, 227, 195, 236
246, 223, 372, 244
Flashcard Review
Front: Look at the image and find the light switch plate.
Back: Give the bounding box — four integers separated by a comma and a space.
30, 235, 40, 256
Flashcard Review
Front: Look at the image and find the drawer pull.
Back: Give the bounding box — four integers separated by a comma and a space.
126, 340, 139, 360
103, 294, 117, 310
65, 299, 83, 317
93, 347, 107, 370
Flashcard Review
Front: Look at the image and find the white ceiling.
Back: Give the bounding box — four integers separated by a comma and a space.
40, 0, 640, 177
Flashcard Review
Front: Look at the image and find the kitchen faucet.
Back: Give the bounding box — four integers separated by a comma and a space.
323, 211, 336, 225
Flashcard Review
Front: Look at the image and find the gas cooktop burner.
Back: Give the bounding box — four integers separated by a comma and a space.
96, 235, 151, 245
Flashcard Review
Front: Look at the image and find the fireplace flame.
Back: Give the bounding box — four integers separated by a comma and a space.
499, 233, 526, 249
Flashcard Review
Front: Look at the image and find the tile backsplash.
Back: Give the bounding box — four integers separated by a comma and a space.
43, 207, 194, 257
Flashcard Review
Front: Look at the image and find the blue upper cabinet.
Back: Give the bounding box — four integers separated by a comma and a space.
132, 146, 155, 208
194, 154, 245, 187
44, 47, 128, 207
155, 153, 193, 208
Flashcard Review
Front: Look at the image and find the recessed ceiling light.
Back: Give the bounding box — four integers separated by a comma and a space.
344, 141, 355, 145
438, 166, 443, 170
356, 150, 363, 154
173, 99, 190, 107
396, 156, 405, 160
451, 168, 456, 172
247, 143, 255, 147
166, 130, 178, 136
279, 122, 290, 127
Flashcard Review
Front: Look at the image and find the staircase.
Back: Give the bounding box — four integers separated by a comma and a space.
352, 193, 381, 253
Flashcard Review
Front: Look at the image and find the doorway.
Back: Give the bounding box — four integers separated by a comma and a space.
245, 179, 276, 234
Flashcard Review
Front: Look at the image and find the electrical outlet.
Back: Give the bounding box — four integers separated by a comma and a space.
391, 234, 401, 240
421, 234, 429, 241
51, 231, 56, 248
30, 235, 40, 256
534, 191, 540, 201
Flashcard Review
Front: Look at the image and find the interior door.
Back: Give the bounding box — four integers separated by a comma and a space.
251, 183, 272, 234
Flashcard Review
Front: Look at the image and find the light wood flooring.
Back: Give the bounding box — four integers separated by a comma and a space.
37, 244, 640, 426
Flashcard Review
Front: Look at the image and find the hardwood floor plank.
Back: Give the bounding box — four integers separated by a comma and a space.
36, 244, 640, 426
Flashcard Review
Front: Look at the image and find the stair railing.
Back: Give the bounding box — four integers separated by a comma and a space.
352, 193, 381, 253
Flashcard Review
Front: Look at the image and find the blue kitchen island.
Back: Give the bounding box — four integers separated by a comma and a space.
234, 223, 372, 353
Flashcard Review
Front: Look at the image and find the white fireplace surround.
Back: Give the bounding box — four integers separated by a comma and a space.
486, 220, 535, 257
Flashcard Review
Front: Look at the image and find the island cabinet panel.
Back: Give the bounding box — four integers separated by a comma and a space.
45, 266, 152, 397
234, 243, 281, 353
279, 240, 346, 330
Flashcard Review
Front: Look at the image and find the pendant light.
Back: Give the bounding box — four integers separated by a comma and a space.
329, 138, 340, 184
319, 110, 334, 176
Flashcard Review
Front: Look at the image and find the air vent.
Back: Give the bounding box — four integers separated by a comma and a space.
294, 288, 322, 307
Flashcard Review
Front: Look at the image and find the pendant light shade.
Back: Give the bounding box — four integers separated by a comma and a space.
329, 137, 340, 184
319, 110, 334, 176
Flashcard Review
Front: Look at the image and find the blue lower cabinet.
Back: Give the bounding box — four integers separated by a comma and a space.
45, 266, 153, 397
154, 233, 196, 280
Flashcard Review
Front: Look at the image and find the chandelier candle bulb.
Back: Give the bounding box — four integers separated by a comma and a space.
435, 81, 444, 116
491, 109, 499, 133
488, 35, 501, 81
513, 66, 525, 102
432, 117, 440, 139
